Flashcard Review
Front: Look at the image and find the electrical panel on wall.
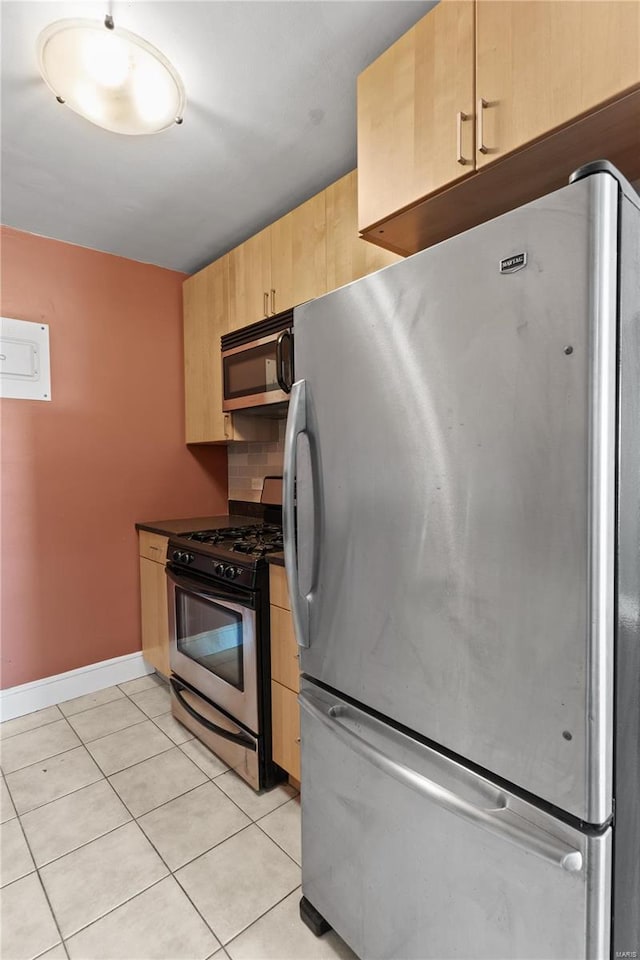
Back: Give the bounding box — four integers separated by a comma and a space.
0, 317, 51, 401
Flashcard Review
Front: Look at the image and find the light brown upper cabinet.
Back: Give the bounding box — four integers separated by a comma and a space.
183, 254, 277, 444
228, 226, 272, 331
183, 255, 229, 444
271, 192, 328, 313
229, 194, 328, 328
326, 170, 401, 289
475, 1, 640, 169
357, 0, 639, 256
357, 0, 475, 232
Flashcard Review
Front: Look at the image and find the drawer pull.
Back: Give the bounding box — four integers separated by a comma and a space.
477, 98, 489, 154
456, 111, 469, 165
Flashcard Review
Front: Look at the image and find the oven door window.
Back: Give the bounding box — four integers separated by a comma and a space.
175, 587, 244, 691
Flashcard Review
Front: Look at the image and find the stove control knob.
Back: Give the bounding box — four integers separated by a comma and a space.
172, 550, 181, 562
187, 554, 195, 564
214, 562, 225, 576
224, 565, 239, 579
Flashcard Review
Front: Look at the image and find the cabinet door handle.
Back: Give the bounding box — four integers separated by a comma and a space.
263, 292, 269, 317
271, 289, 276, 315
477, 98, 489, 154
456, 111, 469, 165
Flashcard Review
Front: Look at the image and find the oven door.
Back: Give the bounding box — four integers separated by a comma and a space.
222, 330, 293, 412
167, 566, 258, 733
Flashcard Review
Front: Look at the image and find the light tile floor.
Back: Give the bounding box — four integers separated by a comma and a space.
0, 674, 355, 960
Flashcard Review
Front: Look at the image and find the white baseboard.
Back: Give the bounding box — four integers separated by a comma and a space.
0, 652, 155, 722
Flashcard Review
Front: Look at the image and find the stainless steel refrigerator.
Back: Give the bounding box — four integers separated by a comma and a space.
283, 161, 639, 960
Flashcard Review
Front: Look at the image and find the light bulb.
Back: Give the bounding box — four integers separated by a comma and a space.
81, 31, 130, 89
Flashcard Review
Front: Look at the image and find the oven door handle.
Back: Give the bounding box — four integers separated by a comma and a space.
166, 566, 255, 612
170, 678, 256, 751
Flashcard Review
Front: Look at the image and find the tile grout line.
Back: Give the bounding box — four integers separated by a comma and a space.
49, 773, 228, 952
60, 875, 171, 949
252, 798, 302, 869
0, 712, 64, 743
43, 776, 176, 946
0, 767, 18, 823
220, 881, 304, 954
7, 805, 70, 960
1, 744, 104, 815
8, 747, 220, 873
2, 709, 173, 794
3, 678, 303, 958
0, 672, 163, 743
89, 732, 175, 777
34, 774, 294, 950
0, 713, 83, 776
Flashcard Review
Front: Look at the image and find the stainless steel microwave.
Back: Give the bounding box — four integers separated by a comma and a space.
221, 310, 293, 413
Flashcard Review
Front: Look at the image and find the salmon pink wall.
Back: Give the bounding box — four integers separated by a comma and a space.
1, 226, 228, 689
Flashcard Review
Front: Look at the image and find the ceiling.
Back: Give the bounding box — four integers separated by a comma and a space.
1, 0, 435, 273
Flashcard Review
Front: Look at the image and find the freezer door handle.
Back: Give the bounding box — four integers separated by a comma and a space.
300, 689, 584, 874
283, 379, 311, 647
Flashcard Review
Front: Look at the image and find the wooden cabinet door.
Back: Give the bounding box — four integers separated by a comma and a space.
326, 170, 401, 290
270, 604, 300, 693
269, 209, 294, 314
271, 192, 327, 314
271, 680, 301, 781
139, 555, 170, 677
269, 564, 290, 611
183, 256, 229, 444
228, 226, 272, 330
291, 191, 327, 306
357, 0, 475, 232
476, 1, 640, 169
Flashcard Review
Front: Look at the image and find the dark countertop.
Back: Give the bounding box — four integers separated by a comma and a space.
136, 515, 258, 538
267, 552, 285, 567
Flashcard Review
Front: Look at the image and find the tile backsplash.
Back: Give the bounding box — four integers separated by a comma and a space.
227, 420, 285, 502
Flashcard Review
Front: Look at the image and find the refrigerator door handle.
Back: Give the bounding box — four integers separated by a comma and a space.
283, 379, 311, 647
300, 689, 584, 874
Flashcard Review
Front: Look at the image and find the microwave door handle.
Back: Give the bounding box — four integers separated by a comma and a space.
170, 678, 256, 750
275, 330, 293, 393
284, 379, 311, 647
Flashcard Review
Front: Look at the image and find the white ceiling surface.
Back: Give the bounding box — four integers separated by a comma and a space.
1, 0, 434, 273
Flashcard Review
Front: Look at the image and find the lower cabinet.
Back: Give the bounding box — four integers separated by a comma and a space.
271, 680, 301, 783
138, 531, 170, 677
269, 564, 301, 782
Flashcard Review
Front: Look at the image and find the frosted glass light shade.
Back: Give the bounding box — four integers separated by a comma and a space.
37, 19, 185, 135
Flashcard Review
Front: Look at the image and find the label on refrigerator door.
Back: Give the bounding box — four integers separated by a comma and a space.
499, 252, 527, 273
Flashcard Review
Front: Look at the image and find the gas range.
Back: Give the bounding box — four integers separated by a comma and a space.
168, 519, 283, 590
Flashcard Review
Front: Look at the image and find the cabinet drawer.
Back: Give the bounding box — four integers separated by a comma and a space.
270, 605, 299, 693
269, 564, 290, 610
271, 680, 300, 781
139, 531, 168, 563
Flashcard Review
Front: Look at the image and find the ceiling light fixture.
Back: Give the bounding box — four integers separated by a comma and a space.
37, 15, 185, 135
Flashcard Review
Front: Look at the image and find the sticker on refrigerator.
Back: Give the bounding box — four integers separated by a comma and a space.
500, 253, 527, 274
